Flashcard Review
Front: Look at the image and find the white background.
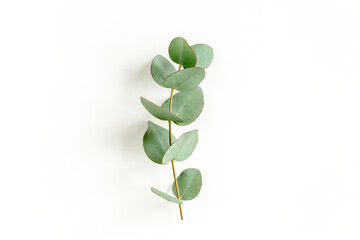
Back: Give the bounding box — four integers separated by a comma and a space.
0, 0, 359, 239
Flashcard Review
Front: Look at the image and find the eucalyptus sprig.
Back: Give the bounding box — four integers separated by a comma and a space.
141, 37, 213, 220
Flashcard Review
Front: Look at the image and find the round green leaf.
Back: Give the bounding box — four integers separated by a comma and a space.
162, 130, 198, 164
192, 44, 213, 68
163, 67, 205, 91
150, 55, 176, 87
151, 187, 183, 204
168, 37, 197, 68
172, 168, 202, 200
143, 121, 176, 164
141, 97, 184, 123
161, 87, 204, 126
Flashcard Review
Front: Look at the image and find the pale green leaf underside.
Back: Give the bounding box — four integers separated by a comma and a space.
163, 67, 205, 91
172, 168, 202, 200
168, 37, 196, 68
191, 44, 213, 68
150, 55, 176, 87
141, 97, 184, 122
161, 87, 204, 126
151, 187, 183, 204
162, 130, 198, 164
143, 121, 176, 164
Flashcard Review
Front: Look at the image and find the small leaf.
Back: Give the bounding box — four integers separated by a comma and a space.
161, 87, 204, 126
162, 130, 198, 164
168, 37, 197, 68
141, 97, 184, 122
150, 55, 176, 87
151, 187, 183, 204
163, 67, 205, 91
172, 168, 202, 200
143, 121, 176, 164
191, 44, 213, 68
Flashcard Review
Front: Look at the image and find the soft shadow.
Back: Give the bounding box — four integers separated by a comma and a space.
119, 120, 146, 162
114, 62, 159, 221
118, 61, 151, 163
123, 60, 152, 90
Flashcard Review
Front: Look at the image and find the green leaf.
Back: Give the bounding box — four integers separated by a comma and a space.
151, 187, 183, 204
191, 44, 213, 68
163, 67, 205, 91
161, 87, 204, 126
172, 168, 202, 200
162, 130, 198, 164
150, 55, 176, 87
143, 121, 176, 164
168, 37, 197, 68
141, 97, 184, 122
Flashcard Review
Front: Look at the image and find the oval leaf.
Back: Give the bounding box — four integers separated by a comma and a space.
168, 37, 196, 68
162, 130, 198, 164
141, 97, 184, 122
143, 121, 176, 164
192, 44, 213, 68
161, 87, 204, 126
172, 168, 202, 200
151, 187, 183, 204
163, 67, 205, 91
150, 55, 176, 87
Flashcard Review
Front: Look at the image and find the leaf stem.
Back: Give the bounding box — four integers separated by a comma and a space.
168, 62, 183, 220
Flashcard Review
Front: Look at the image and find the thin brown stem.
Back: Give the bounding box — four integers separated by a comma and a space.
168, 62, 184, 220
171, 159, 183, 219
